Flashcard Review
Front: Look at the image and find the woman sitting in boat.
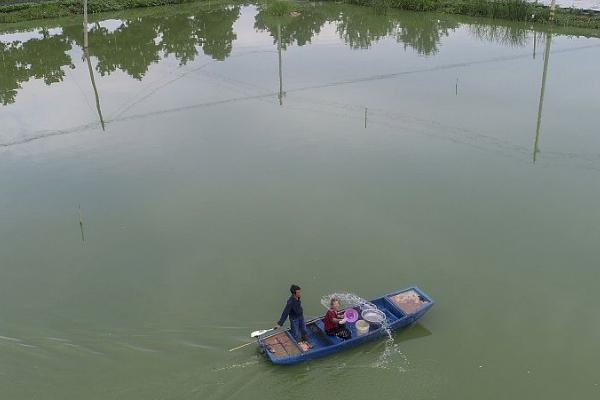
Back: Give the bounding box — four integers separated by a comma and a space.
323, 298, 351, 340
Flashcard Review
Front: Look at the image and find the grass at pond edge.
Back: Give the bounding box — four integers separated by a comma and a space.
343, 0, 600, 29
0, 0, 210, 23
0, 0, 600, 29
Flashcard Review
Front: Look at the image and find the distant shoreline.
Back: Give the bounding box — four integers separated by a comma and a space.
338, 0, 600, 29
0, 0, 209, 24
1, 0, 600, 29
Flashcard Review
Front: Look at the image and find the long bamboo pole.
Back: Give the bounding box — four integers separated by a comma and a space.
533, 32, 552, 163
277, 23, 283, 106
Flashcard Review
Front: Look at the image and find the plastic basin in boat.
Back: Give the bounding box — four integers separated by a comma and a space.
355, 320, 369, 336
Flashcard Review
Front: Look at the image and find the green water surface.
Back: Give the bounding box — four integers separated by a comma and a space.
1, 2, 599, 399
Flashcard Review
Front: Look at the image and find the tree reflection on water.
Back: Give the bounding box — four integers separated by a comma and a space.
0, 2, 537, 106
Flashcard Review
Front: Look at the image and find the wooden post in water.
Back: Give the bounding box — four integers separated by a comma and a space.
533, 32, 537, 59
533, 32, 552, 164
83, 0, 88, 48
277, 23, 283, 106
78, 204, 85, 242
83, 0, 105, 131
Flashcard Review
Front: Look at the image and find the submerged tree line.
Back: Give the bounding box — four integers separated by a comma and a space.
1, 2, 550, 105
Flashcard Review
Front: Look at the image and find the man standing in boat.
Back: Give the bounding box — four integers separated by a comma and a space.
274, 284, 311, 347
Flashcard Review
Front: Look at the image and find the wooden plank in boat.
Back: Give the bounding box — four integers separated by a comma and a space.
263, 332, 301, 357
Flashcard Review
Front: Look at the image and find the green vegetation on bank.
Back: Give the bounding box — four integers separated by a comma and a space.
345, 0, 600, 29
0, 0, 203, 23
261, 0, 298, 16
0, 0, 600, 29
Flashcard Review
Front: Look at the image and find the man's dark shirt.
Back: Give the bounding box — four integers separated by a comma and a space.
278, 295, 304, 326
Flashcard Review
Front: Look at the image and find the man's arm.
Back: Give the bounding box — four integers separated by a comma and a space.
276, 300, 292, 327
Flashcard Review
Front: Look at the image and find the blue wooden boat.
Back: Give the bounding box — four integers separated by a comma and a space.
258, 287, 434, 365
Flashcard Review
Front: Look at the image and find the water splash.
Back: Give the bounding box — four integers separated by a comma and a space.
321, 293, 406, 371
320, 292, 373, 310
372, 316, 407, 370
372, 336, 409, 371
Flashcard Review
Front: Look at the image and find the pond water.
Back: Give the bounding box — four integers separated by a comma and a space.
1, 2, 599, 399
